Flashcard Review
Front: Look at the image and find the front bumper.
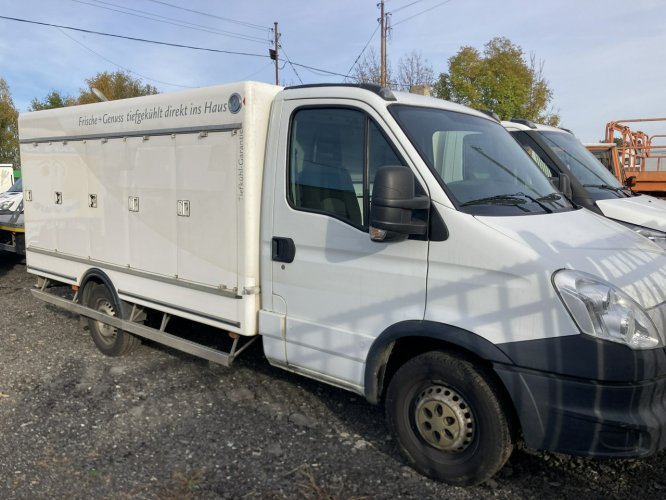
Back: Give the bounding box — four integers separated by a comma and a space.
495, 364, 666, 457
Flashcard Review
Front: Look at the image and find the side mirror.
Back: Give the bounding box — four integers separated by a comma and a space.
370, 166, 429, 242
624, 175, 636, 188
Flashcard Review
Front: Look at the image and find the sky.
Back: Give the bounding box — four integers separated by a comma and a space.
1, 0, 664, 142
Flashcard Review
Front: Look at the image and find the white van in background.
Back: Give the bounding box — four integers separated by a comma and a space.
503, 120, 666, 249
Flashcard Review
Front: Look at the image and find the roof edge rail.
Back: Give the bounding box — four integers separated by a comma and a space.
509, 118, 537, 129
284, 83, 397, 101
478, 109, 500, 122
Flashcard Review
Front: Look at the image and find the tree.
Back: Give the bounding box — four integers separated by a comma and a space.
351, 47, 390, 87
76, 70, 158, 104
352, 48, 434, 92
0, 78, 19, 168
434, 37, 559, 125
396, 51, 434, 91
29, 71, 159, 111
29, 90, 76, 111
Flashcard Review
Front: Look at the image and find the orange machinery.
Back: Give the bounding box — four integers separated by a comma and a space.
604, 118, 666, 195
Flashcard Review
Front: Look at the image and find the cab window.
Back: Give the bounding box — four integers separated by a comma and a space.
288, 107, 404, 228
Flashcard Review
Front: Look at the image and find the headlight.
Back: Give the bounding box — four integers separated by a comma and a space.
553, 269, 662, 349
614, 220, 666, 250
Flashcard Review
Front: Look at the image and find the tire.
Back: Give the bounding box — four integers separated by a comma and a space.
86, 284, 140, 357
385, 351, 513, 486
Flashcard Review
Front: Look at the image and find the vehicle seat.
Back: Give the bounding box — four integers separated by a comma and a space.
296, 162, 361, 225
295, 132, 362, 225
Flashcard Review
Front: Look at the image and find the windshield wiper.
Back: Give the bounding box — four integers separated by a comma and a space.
461, 194, 530, 212
461, 192, 554, 213
583, 183, 632, 198
535, 193, 562, 202
517, 192, 553, 213
583, 183, 624, 192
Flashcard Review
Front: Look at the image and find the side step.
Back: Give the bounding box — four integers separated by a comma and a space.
31, 288, 257, 367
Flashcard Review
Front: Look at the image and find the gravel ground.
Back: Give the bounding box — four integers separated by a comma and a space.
2, 254, 666, 499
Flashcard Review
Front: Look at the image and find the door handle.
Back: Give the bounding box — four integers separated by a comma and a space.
272, 237, 296, 263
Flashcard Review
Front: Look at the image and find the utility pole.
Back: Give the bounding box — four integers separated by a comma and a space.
273, 22, 279, 85
379, 1, 386, 87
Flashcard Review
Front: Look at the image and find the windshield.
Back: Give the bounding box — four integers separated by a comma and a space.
539, 132, 624, 193
8, 178, 22, 193
390, 105, 572, 215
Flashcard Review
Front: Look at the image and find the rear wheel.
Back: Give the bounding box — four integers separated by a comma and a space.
86, 284, 140, 357
385, 351, 513, 486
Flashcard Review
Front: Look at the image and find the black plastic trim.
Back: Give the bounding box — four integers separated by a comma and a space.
495, 363, 666, 457
428, 203, 448, 241
271, 237, 296, 263
363, 320, 513, 403
479, 109, 500, 122
78, 268, 126, 319
497, 334, 666, 382
509, 118, 537, 129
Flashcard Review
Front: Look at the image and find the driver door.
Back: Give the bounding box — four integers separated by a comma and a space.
267, 100, 429, 390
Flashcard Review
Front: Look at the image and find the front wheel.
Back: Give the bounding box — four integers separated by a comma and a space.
86, 284, 140, 357
385, 351, 513, 486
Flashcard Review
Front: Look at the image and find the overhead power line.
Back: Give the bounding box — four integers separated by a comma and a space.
56, 27, 195, 88
346, 24, 380, 77
389, 0, 425, 14
0, 15, 268, 58
0, 15, 354, 82
142, 0, 267, 31
71, 0, 270, 44
240, 61, 274, 81
287, 61, 350, 79
278, 43, 303, 84
393, 0, 453, 26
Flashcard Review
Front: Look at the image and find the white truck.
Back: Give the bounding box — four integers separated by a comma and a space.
504, 120, 666, 249
0, 164, 24, 255
19, 82, 666, 486
0, 177, 25, 255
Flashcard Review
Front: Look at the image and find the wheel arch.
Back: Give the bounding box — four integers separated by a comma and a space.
78, 268, 124, 316
364, 320, 514, 405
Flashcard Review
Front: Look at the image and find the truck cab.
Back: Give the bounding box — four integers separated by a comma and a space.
504, 119, 666, 249
259, 87, 666, 482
